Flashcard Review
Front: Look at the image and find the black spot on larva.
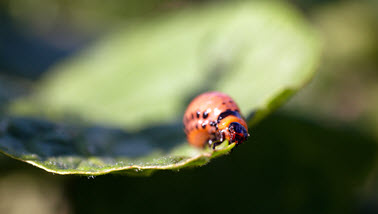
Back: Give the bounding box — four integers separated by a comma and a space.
196, 111, 200, 118
196, 124, 199, 129
218, 109, 241, 123
222, 102, 226, 105
209, 121, 217, 126
229, 100, 233, 103
202, 123, 206, 129
191, 113, 194, 120
203, 110, 209, 119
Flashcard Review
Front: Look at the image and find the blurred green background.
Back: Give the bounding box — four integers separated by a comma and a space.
0, 0, 377, 213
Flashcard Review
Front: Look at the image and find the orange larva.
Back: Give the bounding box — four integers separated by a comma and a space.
183, 91, 249, 148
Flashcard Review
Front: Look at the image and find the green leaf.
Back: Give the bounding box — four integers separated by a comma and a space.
1, 1, 321, 175
0, 117, 234, 175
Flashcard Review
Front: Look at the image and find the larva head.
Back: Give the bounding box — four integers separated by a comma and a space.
218, 114, 249, 145
228, 122, 249, 144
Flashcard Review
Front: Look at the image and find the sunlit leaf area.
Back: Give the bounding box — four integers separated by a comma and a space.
0, 0, 377, 213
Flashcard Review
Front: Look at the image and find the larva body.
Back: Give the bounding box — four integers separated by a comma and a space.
183, 91, 249, 148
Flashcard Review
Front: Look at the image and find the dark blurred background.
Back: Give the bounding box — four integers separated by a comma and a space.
0, 0, 377, 213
